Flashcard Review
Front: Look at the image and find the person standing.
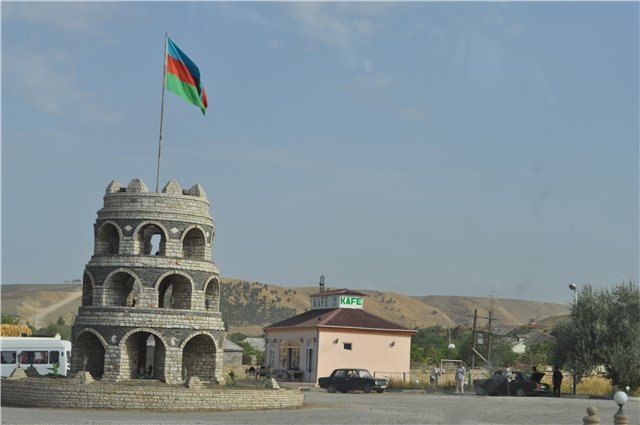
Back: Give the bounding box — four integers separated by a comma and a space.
552, 366, 563, 398
455, 362, 466, 394
503, 368, 513, 396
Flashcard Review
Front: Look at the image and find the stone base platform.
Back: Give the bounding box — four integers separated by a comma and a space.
1, 377, 304, 411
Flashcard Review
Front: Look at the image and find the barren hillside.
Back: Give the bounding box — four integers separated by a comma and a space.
417, 295, 570, 329
1, 283, 81, 328
1, 282, 569, 335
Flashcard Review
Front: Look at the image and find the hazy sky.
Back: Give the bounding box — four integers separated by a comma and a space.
1, 2, 638, 304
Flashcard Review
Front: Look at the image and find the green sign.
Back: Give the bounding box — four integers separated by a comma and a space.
339, 296, 363, 309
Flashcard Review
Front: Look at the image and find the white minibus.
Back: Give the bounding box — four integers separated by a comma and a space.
0, 335, 72, 377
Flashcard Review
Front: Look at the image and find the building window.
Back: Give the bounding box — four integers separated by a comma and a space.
343, 342, 352, 351
306, 348, 314, 372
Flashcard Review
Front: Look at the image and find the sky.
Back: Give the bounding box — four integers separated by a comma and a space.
1, 2, 638, 304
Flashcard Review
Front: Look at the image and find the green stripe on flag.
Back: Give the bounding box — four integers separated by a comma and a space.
166, 73, 205, 114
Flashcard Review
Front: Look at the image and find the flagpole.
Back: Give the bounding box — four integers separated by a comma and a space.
156, 32, 168, 193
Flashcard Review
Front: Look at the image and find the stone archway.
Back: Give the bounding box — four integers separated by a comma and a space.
73, 330, 106, 379
121, 330, 167, 381
157, 273, 192, 310
95, 221, 121, 255
204, 277, 220, 311
133, 222, 169, 256
103, 271, 138, 307
181, 227, 206, 259
182, 333, 217, 382
81, 270, 95, 307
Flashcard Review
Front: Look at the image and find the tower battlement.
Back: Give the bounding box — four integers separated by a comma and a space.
106, 178, 208, 199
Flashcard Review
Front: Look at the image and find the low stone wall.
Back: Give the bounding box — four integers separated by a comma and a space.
1, 377, 304, 411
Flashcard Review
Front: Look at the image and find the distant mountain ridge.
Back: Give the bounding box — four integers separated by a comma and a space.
1, 281, 569, 335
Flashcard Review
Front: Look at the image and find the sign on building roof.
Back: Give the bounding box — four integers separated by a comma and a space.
311, 294, 363, 310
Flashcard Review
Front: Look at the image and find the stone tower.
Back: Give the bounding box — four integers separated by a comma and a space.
71, 178, 225, 384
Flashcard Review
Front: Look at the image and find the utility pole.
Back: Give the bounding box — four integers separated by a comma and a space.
470, 307, 494, 369
471, 309, 478, 369
471, 308, 478, 386
487, 295, 494, 366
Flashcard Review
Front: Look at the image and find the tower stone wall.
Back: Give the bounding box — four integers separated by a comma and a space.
72, 178, 226, 384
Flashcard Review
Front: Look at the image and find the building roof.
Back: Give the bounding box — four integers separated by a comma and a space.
264, 308, 415, 333
523, 331, 555, 346
223, 338, 244, 352
309, 288, 367, 297
494, 327, 519, 337
241, 337, 266, 352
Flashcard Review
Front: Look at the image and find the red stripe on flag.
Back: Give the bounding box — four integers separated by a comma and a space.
201, 87, 208, 109
167, 55, 198, 88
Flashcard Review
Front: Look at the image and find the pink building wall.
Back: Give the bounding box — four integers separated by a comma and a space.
316, 330, 412, 382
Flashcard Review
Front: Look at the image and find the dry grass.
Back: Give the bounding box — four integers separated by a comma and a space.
398, 370, 637, 398
535, 374, 638, 397
575, 375, 615, 396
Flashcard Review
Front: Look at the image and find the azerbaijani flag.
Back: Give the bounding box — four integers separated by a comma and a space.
166, 37, 208, 115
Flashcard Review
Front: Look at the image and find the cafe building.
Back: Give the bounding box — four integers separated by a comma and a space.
263, 288, 416, 383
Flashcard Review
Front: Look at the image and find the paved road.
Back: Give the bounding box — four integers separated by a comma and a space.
2, 391, 638, 424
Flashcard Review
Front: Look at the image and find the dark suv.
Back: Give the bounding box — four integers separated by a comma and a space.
473, 370, 551, 396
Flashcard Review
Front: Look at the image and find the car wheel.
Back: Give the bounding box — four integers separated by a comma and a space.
363, 384, 372, 394
340, 390, 348, 394
327, 384, 336, 394
515, 388, 526, 397
475, 387, 487, 396
376, 389, 384, 393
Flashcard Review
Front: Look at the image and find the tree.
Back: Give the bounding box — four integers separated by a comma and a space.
491, 337, 520, 368
1, 314, 21, 324
411, 326, 474, 366
228, 332, 248, 343
519, 340, 552, 370
552, 281, 640, 389
237, 341, 265, 365
32, 316, 71, 341
411, 326, 448, 364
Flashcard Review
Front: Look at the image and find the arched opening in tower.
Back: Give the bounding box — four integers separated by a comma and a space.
182, 334, 217, 382
95, 223, 120, 255
122, 331, 166, 381
204, 278, 220, 311
137, 224, 166, 256
72, 331, 105, 379
182, 228, 206, 259
105, 272, 137, 307
158, 274, 192, 309
82, 271, 93, 306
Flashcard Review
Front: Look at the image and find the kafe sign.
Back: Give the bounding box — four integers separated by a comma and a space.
311, 294, 363, 310
339, 296, 363, 309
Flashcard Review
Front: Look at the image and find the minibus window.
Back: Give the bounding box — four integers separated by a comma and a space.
1, 351, 16, 364
50, 351, 60, 364
34, 351, 48, 364
19, 351, 49, 364
19, 351, 33, 364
